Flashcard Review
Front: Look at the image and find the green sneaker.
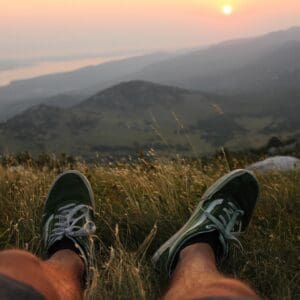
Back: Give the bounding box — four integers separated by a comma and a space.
152, 169, 259, 277
41, 170, 97, 290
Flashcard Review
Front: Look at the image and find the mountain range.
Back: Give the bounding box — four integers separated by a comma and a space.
1, 27, 300, 120
0, 52, 172, 120
137, 27, 300, 93
0, 80, 299, 158
0, 27, 299, 157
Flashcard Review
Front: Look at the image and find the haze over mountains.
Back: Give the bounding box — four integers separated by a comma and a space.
1, 27, 299, 119
0, 27, 299, 157
137, 27, 300, 93
0, 53, 172, 120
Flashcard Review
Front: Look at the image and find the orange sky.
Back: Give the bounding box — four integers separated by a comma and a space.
1, 0, 299, 59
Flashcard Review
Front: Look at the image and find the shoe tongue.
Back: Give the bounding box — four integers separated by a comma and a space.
202, 197, 224, 212
48, 237, 81, 257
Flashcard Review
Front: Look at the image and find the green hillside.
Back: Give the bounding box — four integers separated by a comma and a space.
0, 81, 299, 158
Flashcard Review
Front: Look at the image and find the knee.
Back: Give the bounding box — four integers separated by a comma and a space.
0, 249, 42, 271
0, 249, 62, 299
206, 278, 259, 298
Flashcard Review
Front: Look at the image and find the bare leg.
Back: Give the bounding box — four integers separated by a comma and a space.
0, 249, 84, 300
163, 244, 259, 300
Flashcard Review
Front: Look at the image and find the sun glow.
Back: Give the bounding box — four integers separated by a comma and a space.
223, 4, 233, 15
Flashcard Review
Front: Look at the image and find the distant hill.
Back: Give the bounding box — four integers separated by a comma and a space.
1, 27, 299, 157
137, 27, 300, 93
0, 53, 171, 120
1, 27, 300, 121
0, 93, 84, 121
183, 40, 300, 93
0, 81, 299, 158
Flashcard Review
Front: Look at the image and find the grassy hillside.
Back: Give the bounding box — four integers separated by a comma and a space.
0, 155, 298, 299
0, 81, 299, 158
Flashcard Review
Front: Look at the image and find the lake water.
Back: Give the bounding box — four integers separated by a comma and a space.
0, 56, 124, 87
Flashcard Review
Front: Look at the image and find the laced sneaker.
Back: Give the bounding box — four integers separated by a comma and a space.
152, 169, 259, 277
41, 170, 97, 290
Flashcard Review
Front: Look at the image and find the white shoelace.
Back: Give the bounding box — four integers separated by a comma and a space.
48, 203, 96, 246
204, 201, 244, 255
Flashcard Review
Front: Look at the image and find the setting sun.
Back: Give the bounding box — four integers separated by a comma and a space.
223, 4, 233, 15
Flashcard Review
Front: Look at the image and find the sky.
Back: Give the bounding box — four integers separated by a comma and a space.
1, 0, 299, 60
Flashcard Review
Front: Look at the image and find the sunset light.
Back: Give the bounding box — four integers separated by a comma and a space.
0, 1, 299, 61
223, 4, 233, 15
0, 3, 299, 297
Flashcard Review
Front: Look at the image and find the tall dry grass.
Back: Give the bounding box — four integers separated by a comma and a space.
0, 157, 298, 299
